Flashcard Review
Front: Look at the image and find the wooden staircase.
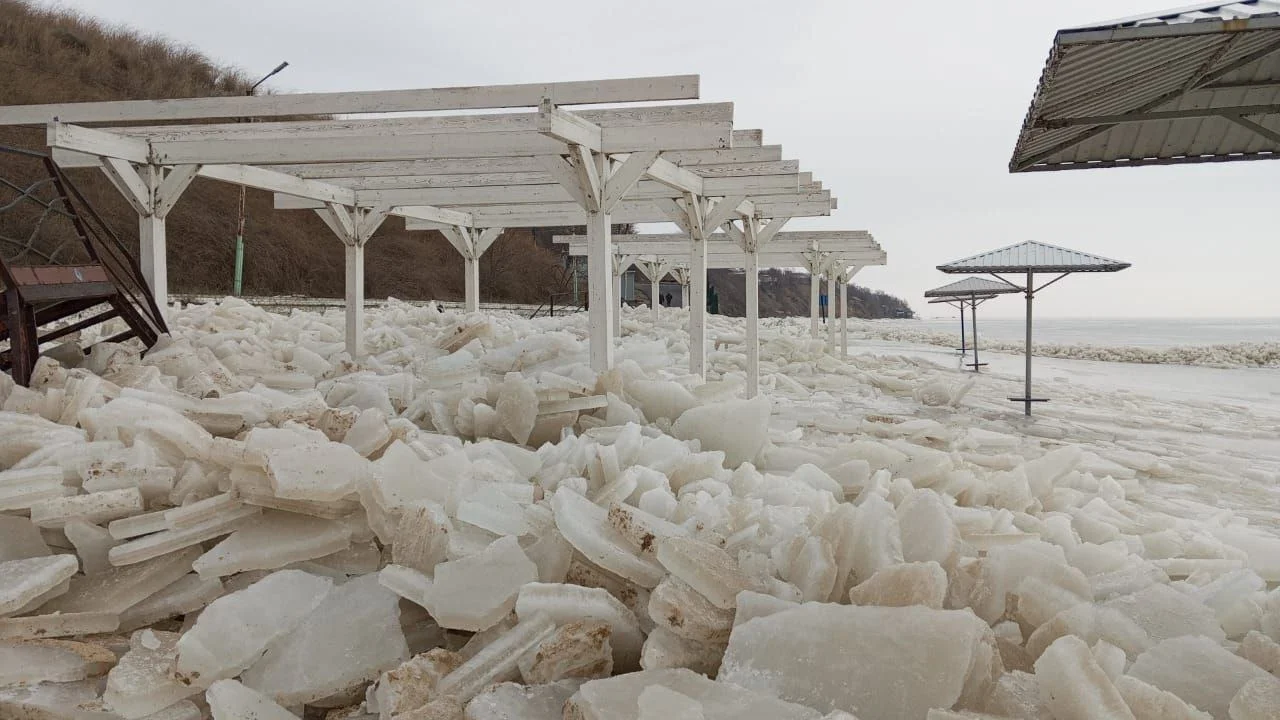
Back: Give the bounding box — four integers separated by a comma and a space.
0, 145, 167, 385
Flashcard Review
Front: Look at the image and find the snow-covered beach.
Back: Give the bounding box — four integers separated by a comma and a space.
3, 298, 1280, 719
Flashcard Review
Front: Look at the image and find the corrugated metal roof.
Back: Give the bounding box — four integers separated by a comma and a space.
1010, 1, 1280, 172
937, 241, 1131, 274
924, 276, 1024, 297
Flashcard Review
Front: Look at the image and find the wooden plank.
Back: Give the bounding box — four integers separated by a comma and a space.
538, 101, 602, 151
601, 150, 658, 214
662, 146, 783, 165
402, 196, 835, 228
643, 156, 705, 195
271, 158, 548, 177
732, 129, 763, 147
200, 164, 357, 205
284, 174, 797, 199
99, 157, 151, 215
49, 123, 149, 163
0, 75, 701, 125
108, 103, 733, 142
154, 164, 200, 218
392, 205, 475, 228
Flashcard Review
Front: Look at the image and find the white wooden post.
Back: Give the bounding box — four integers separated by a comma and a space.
588, 209, 614, 372
687, 200, 709, 379
840, 269, 849, 358
139, 212, 167, 312
650, 265, 661, 320
464, 256, 480, 313
611, 257, 624, 338
826, 272, 837, 354
809, 269, 820, 337
744, 232, 760, 399
345, 242, 365, 356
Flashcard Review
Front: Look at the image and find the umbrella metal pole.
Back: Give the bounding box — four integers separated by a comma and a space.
959, 301, 967, 358
971, 298, 980, 373
1024, 270, 1033, 416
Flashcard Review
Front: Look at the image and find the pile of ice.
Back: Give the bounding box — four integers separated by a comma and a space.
2, 296, 1279, 720
844, 319, 1280, 369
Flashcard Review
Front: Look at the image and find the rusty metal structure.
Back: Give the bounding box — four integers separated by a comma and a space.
0, 145, 167, 385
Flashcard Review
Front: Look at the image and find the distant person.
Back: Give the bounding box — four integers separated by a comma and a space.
819, 290, 828, 323
664, 293, 673, 307
708, 285, 719, 315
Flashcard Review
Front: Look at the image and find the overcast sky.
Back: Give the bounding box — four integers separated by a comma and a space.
40, 0, 1280, 318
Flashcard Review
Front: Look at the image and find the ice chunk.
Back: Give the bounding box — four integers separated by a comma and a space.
0, 554, 78, 616
1027, 603, 1152, 661
1033, 635, 1134, 720
265, 442, 368, 501
515, 582, 644, 671
627, 381, 699, 423
781, 536, 837, 603
206, 679, 300, 720
1228, 676, 1280, 720
608, 501, 691, 554
896, 490, 959, 567
849, 495, 905, 587
551, 488, 666, 588
108, 504, 262, 566
242, 574, 408, 706
496, 373, 538, 446
973, 541, 1089, 624
519, 619, 612, 683
640, 626, 724, 676
435, 612, 556, 702
1113, 675, 1212, 720
567, 668, 821, 720
192, 511, 351, 576
1129, 635, 1270, 718
63, 519, 117, 575
369, 648, 463, 718
0, 515, 51, 561
391, 696, 464, 719
422, 536, 538, 631
175, 570, 333, 687
638, 685, 704, 720
393, 501, 453, 574
119, 573, 225, 632
671, 396, 770, 468
457, 483, 531, 536
29, 487, 144, 528
0, 640, 107, 685
1104, 584, 1227, 645
467, 680, 583, 720
847, 561, 947, 609
104, 630, 200, 719
0, 611, 119, 640
649, 575, 734, 643
656, 537, 765, 610
718, 604, 1000, 719
1240, 631, 1280, 675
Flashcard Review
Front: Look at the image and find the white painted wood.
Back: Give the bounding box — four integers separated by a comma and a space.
538, 100, 602, 151
3, 75, 701, 125
438, 225, 472, 257
558, 231, 876, 244
569, 145, 602, 211
48, 123, 149, 163
393, 204, 475, 228
356, 205, 391, 240
687, 159, 797, 177
810, 269, 820, 337
323, 202, 357, 240
755, 217, 789, 246
612, 268, 623, 338
660, 146, 782, 165
139, 210, 167, 313
345, 242, 365, 359
200, 163, 357, 205
464, 255, 480, 313
670, 266, 691, 309
687, 197, 708, 379
827, 274, 837, 354
732, 129, 763, 147
587, 210, 614, 373
282, 158, 799, 182
601, 150, 658, 213
475, 227, 503, 256
154, 164, 200, 219
841, 269, 857, 358
642, 156, 705, 195
276, 158, 550, 178
704, 195, 752, 231
108, 103, 734, 142
744, 224, 761, 399
535, 155, 589, 207
98, 158, 151, 217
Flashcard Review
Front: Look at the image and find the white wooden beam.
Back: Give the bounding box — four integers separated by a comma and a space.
392, 204, 475, 228
743, 219, 761, 399
537, 100, 602, 151
567, 145, 602, 212
703, 195, 751, 230
154, 164, 200, 219
809, 269, 821, 337
534, 155, 589, 207
271, 157, 801, 181
98, 158, 151, 216
732, 129, 763, 147
3, 75, 701, 125
600, 150, 658, 213
475, 227, 503, 256
645, 156, 705, 195
48, 122, 149, 163
199, 163, 357, 205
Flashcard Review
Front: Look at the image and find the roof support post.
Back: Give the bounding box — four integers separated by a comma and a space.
670, 266, 690, 309
826, 271, 837, 355
97, 160, 202, 314
316, 203, 389, 359
809, 267, 821, 338
441, 226, 502, 314
743, 222, 761, 399
635, 260, 670, 323
839, 265, 863, 358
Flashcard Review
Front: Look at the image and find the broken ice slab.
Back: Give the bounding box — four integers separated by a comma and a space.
1113, 675, 1211, 720
206, 679, 300, 720
638, 685, 705, 720
0, 515, 51, 561
29, 487, 145, 529
732, 590, 799, 628
0, 482, 79, 512
1228, 676, 1280, 720
392, 502, 452, 575
496, 373, 538, 446
648, 575, 733, 643
0, 677, 102, 719
671, 395, 771, 468
434, 612, 555, 703
1032, 635, 1133, 720
467, 680, 582, 720
176, 570, 332, 688
718, 604, 1001, 719
0, 611, 119, 640
1103, 584, 1227, 645
104, 630, 201, 719
107, 504, 261, 566
847, 561, 947, 610
379, 563, 433, 609
164, 492, 242, 529
456, 483, 532, 536
421, 535, 538, 632
119, 573, 224, 632
1129, 635, 1270, 718
191, 510, 351, 577
515, 582, 645, 672
0, 639, 111, 685
518, 619, 612, 684
640, 626, 723, 676
241, 574, 408, 707
108, 509, 171, 540
567, 668, 821, 720
0, 554, 78, 617
265, 441, 369, 501
552, 488, 666, 589
655, 537, 765, 610
1240, 631, 1280, 675
42, 546, 201, 615
608, 501, 691, 554
63, 519, 117, 575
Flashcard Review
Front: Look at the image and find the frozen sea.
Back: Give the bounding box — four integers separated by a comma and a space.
905, 316, 1280, 349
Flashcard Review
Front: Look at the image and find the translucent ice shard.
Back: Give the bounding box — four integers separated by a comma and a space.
422, 536, 537, 632
847, 561, 947, 609
671, 396, 770, 468
104, 630, 201, 719
638, 685, 704, 720
206, 679, 300, 720
265, 441, 368, 501
466, 680, 582, 720
29, 487, 144, 528
567, 668, 821, 720
1113, 675, 1212, 720
1129, 635, 1269, 718
191, 511, 351, 576
1228, 676, 1280, 720
1033, 635, 1134, 720
551, 488, 665, 588
515, 582, 644, 671
175, 570, 333, 687
655, 537, 765, 610
242, 573, 408, 706
496, 373, 539, 446
435, 612, 556, 702
648, 575, 733, 643
518, 619, 613, 683
0, 554, 78, 617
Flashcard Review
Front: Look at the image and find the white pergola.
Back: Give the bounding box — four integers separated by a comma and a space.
556, 232, 886, 396
0, 74, 849, 379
